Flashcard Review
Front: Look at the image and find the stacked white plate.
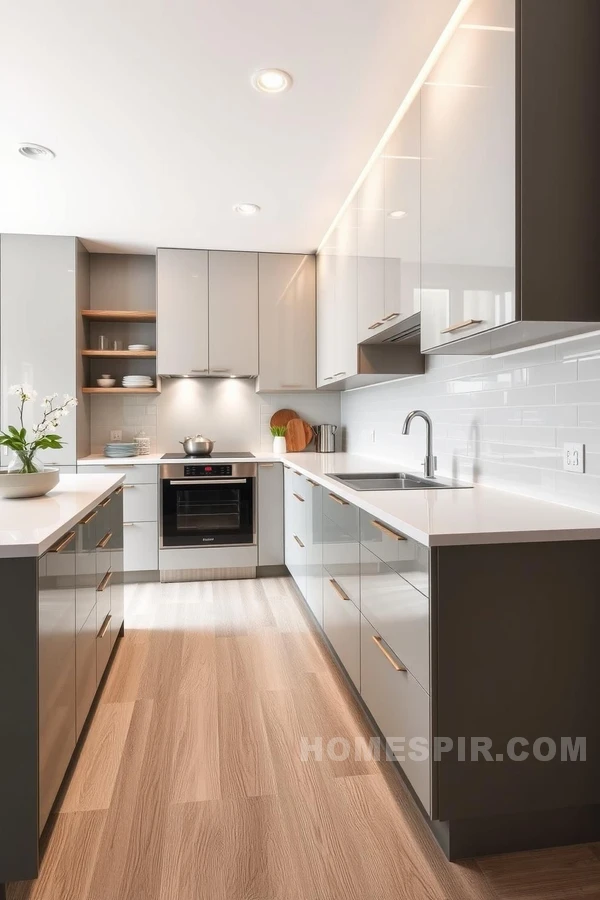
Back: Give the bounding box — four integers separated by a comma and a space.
128, 344, 151, 351
104, 442, 137, 458
122, 375, 154, 388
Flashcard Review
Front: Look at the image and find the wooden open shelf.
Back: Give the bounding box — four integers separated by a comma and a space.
82, 309, 156, 323
82, 350, 156, 359
82, 387, 160, 395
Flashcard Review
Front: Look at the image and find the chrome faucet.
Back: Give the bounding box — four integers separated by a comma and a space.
402, 410, 436, 478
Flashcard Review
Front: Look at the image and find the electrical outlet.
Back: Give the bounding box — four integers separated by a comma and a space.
563, 443, 585, 473
110, 430, 122, 442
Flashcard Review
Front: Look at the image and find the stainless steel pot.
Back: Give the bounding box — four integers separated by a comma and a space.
180, 435, 214, 456
314, 424, 337, 453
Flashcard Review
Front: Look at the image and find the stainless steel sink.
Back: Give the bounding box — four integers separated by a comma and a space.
329, 472, 472, 491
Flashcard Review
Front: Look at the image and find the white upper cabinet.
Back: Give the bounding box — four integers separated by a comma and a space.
157, 248, 208, 375
257, 253, 316, 392
383, 98, 421, 328
208, 251, 258, 377
317, 248, 337, 388
0, 235, 79, 466
420, 0, 516, 352
357, 158, 385, 342
334, 205, 358, 381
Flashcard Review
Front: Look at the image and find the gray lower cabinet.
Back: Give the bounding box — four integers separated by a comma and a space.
284, 467, 308, 596
38, 529, 77, 834
305, 478, 323, 625
258, 462, 284, 566
360, 615, 431, 814
322, 572, 360, 688
76, 606, 98, 738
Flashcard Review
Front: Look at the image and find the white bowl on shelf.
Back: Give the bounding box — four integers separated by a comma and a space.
97, 378, 116, 387
128, 344, 151, 351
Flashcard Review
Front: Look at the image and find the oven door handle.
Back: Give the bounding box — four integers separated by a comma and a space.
167, 478, 249, 486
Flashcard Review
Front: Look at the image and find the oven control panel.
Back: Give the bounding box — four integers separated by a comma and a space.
183, 464, 233, 477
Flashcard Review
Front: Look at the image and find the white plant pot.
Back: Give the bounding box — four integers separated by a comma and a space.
272, 436, 287, 454
0, 467, 60, 499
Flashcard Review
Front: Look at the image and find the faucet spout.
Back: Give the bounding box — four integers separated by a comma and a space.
402, 410, 436, 478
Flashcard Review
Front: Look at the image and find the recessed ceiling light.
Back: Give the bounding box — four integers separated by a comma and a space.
18, 143, 55, 161
252, 68, 293, 94
388, 210, 407, 219
233, 203, 261, 216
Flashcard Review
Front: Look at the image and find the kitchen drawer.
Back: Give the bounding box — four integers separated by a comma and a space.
79, 463, 158, 485
322, 515, 360, 608
96, 569, 112, 628
305, 480, 323, 626
76, 507, 99, 632
285, 524, 307, 599
122, 482, 158, 523
360, 511, 429, 598
323, 574, 360, 688
124, 520, 158, 572
76, 605, 98, 738
361, 615, 431, 814
323, 489, 359, 540
360, 545, 429, 692
96, 607, 112, 686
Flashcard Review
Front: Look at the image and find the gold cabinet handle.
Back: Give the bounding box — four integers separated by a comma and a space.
372, 635, 406, 671
97, 570, 113, 592
99, 495, 112, 508
98, 613, 112, 639
104, 464, 134, 468
49, 530, 76, 553
323, 376, 334, 381
259, 463, 275, 468
328, 492, 349, 506
381, 312, 400, 321
211, 368, 231, 373
293, 492, 305, 503
333, 371, 346, 378
191, 368, 209, 373
293, 534, 305, 548
123, 522, 136, 527
115, 485, 124, 495
368, 320, 384, 329
280, 383, 303, 388
370, 519, 407, 541
329, 578, 350, 601
121, 484, 135, 489
79, 509, 98, 526
441, 318, 483, 335
307, 479, 319, 487
97, 531, 113, 549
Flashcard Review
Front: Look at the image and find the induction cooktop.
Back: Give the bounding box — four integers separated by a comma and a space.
161, 452, 255, 460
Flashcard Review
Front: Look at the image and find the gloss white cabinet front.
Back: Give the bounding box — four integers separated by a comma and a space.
208, 251, 258, 376
257, 254, 316, 391
317, 250, 338, 388
123, 521, 159, 572
420, 0, 516, 352
323, 573, 360, 688
157, 248, 209, 376
317, 206, 358, 387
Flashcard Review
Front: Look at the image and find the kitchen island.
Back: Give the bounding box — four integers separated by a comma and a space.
0, 474, 125, 891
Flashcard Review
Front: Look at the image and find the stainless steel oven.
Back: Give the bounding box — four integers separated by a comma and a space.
160, 462, 256, 549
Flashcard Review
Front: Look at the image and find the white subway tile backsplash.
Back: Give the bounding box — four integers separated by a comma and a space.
342, 331, 600, 512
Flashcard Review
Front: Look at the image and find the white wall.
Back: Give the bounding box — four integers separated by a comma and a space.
90, 379, 341, 453
342, 331, 600, 513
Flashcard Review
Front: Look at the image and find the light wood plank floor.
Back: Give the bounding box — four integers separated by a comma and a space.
9, 577, 600, 900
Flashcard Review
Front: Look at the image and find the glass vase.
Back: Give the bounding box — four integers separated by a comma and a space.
7, 451, 45, 475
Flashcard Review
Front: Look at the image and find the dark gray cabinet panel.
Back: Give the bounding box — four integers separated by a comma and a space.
76, 606, 98, 738
109, 488, 125, 649
38, 530, 77, 833
75, 507, 98, 632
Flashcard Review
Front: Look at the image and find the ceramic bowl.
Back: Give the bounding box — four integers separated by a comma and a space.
0, 467, 60, 499
97, 378, 116, 388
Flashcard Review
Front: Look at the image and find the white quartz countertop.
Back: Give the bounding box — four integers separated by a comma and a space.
77, 452, 278, 465
77, 451, 600, 547
0, 474, 125, 558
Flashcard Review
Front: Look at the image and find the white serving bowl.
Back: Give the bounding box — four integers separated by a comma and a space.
0, 467, 60, 499
97, 378, 116, 388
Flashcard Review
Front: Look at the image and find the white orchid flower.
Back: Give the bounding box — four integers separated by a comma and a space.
8, 385, 22, 396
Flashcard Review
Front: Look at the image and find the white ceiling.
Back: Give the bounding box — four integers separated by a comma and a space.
0, 0, 458, 254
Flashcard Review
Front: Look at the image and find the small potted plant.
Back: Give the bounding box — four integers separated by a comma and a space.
270, 424, 287, 454
0, 385, 77, 498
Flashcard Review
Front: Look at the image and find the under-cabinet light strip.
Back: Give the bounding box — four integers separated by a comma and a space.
316, 0, 475, 253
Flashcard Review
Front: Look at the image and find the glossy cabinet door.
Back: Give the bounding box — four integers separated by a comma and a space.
284, 467, 307, 598
334, 206, 358, 382
208, 251, 258, 376
305, 478, 323, 626
323, 573, 360, 688
361, 615, 431, 814
157, 248, 209, 375
383, 98, 421, 326
357, 158, 385, 341
76, 606, 98, 739
109, 489, 125, 649
316, 249, 337, 387
38, 530, 77, 833
258, 462, 284, 566
257, 254, 316, 391
75, 506, 99, 633
420, 0, 516, 351
124, 521, 159, 571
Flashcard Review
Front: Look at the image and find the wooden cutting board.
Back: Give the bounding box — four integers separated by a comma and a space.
286, 418, 313, 452
270, 408, 297, 429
